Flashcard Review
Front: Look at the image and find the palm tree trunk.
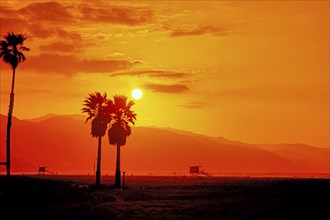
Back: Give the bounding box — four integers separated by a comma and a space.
6, 68, 16, 176
115, 144, 121, 189
95, 136, 102, 187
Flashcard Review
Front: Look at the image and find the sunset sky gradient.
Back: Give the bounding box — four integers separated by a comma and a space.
0, 1, 329, 147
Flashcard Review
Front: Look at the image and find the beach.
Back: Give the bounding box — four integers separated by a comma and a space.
0, 175, 329, 219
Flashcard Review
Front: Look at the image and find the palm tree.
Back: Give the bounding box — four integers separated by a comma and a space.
82, 92, 111, 187
0, 32, 29, 176
107, 95, 137, 189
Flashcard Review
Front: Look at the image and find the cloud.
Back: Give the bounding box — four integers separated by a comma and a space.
55, 28, 82, 41
19, 2, 74, 23
169, 25, 227, 37
177, 102, 207, 109
0, 6, 16, 16
39, 42, 76, 53
3, 2, 154, 27
1, 3, 82, 40
23, 53, 141, 76
27, 25, 83, 40
27, 23, 56, 39
110, 70, 192, 78
143, 84, 189, 93
79, 5, 153, 25
0, 17, 29, 35
0, 1, 154, 45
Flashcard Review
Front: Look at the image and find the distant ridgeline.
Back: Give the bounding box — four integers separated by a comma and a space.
0, 114, 329, 175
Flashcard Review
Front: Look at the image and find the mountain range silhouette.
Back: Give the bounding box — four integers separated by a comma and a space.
0, 114, 328, 175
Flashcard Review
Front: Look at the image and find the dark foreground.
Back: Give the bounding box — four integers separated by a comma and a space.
0, 175, 329, 219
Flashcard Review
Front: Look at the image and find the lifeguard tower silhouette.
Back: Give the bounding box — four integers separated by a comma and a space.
38, 166, 55, 175
189, 166, 212, 177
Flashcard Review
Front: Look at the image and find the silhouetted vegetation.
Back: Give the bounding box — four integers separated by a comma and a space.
82, 92, 110, 187
82, 93, 136, 188
0, 32, 30, 176
107, 95, 137, 189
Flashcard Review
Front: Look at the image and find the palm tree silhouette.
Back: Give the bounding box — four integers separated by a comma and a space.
107, 95, 137, 189
0, 32, 29, 176
82, 92, 111, 187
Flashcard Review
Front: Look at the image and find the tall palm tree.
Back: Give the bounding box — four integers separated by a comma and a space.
82, 92, 111, 187
107, 95, 137, 189
0, 32, 29, 176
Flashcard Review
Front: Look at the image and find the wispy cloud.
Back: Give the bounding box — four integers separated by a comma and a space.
0, 17, 29, 35
78, 5, 154, 25
143, 84, 189, 93
110, 70, 192, 78
18, 2, 74, 23
27, 23, 56, 39
1, 1, 154, 39
1, 5, 83, 41
168, 25, 228, 37
39, 42, 76, 53
22, 54, 141, 76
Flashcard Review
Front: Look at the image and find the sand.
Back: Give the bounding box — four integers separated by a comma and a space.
0, 175, 329, 219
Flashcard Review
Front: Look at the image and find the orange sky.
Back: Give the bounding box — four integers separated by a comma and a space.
0, 1, 329, 147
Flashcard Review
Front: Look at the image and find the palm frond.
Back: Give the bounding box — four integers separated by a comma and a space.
20, 46, 30, 51
1, 32, 29, 69
85, 115, 93, 123
82, 91, 111, 137
107, 95, 137, 146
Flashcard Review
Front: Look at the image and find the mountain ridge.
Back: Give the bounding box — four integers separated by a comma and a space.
3, 113, 328, 149
0, 114, 329, 174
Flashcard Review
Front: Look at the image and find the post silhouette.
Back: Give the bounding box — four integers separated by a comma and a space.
122, 171, 126, 190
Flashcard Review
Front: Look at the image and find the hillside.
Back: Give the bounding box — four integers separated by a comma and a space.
0, 114, 329, 175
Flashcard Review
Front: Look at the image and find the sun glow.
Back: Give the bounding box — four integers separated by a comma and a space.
132, 89, 143, 100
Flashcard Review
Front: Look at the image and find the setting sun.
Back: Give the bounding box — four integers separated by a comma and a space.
132, 89, 143, 100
